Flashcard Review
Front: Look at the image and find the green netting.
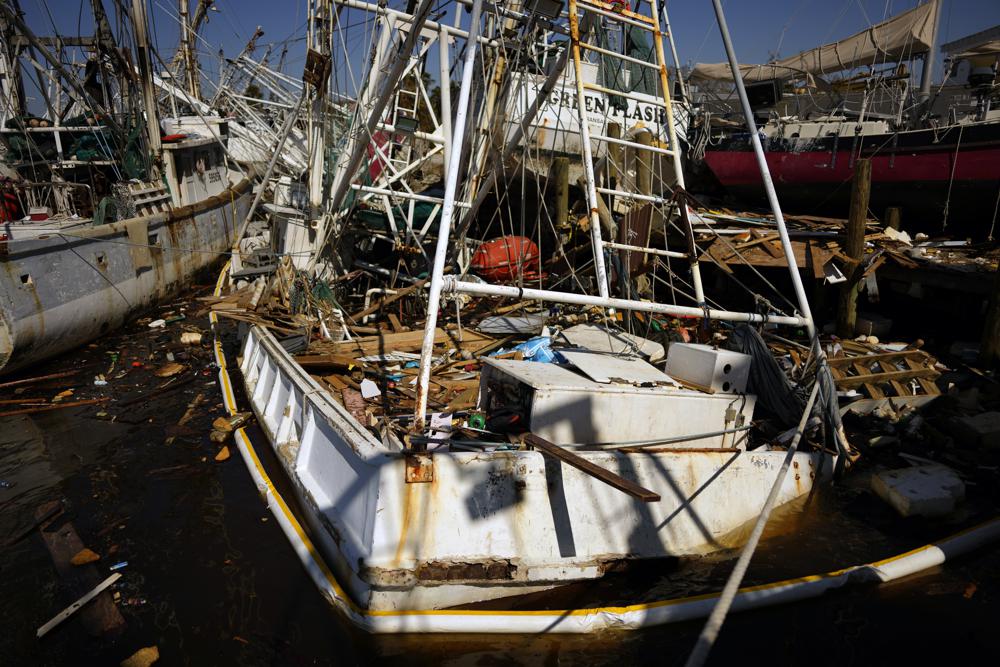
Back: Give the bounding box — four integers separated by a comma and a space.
121, 117, 148, 180
93, 195, 117, 226
586, 13, 659, 113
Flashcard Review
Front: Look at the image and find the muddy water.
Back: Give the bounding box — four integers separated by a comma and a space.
1, 289, 999, 665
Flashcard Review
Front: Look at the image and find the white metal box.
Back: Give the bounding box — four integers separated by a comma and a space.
664, 343, 751, 394
479, 358, 755, 448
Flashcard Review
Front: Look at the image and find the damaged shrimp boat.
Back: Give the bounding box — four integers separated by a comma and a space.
0, 1, 252, 374
217, 0, 852, 630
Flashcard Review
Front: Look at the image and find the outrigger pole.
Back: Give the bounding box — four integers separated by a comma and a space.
685, 2, 856, 663
700, 0, 851, 466
414, 0, 485, 430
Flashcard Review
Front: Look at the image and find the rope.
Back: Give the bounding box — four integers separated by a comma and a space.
684, 380, 821, 667
989, 183, 1000, 242
941, 123, 964, 230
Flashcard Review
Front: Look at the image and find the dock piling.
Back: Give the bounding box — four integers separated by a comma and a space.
838, 159, 872, 338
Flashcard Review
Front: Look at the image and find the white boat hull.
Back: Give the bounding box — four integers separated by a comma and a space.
236, 324, 834, 612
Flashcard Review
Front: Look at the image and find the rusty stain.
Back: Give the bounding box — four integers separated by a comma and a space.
405, 453, 434, 483
393, 480, 416, 567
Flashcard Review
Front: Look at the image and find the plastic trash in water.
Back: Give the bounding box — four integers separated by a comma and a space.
109, 561, 128, 571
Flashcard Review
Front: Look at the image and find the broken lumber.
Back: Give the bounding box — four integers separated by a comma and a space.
0, 398, 109, 418
0, 370, 81, 390
349, 278, 429, 323
522, 433, 661, 502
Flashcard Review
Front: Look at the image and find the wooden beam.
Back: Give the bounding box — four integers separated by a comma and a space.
0, 370, 80, 390
835, 367, 940, 391
348, 278, 429, 323
522, 433, 661, 502
827, 350, 931, 367
0, 398, 108, 418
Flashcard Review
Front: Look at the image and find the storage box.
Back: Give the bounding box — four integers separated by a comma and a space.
664, 343, 751, 394
480, 358, 755, 448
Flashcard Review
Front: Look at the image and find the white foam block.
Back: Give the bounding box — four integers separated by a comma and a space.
871, 464, 965, 518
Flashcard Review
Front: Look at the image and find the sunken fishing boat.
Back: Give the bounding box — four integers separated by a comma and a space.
210, 0, 866, 632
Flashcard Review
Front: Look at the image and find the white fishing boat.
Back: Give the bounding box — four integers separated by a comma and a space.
214, 0, 855, 633
0, 1, 253, 374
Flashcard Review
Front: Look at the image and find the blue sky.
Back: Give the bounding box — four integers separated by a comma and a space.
14, 0, 1000, 95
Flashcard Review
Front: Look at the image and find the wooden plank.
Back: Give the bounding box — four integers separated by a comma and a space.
836, 367, 939, 391
387, 313, 405, 333
316, 328, 492, 357
321, 374, 349, 391
445, 386, 480, 412
827, 350, 930, 367
753, 230, 784, 258
0, 370, 80, 390
295, 353, 362, 369
878, 360, 911, 397
0, 398, 109, 418
35, 503, 125, 638
850, 361, 885, 399
348, 278, 429, 322
807, 239, 827, 280
904, 356, 940, 395
522, 433, 661, 502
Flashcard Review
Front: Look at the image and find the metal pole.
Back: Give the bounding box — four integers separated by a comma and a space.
438, 26, 453, 177
178, 0, 195, 96
232, 93, 307, 248
660, 1, 688, 100
684, 382, 820, 667
709, 0, 813, 333
709, 0, 853, 473
919, 0, 941, 99
131, 0, 162, 160
413, 0, 484, 431
445, 277, 808, 326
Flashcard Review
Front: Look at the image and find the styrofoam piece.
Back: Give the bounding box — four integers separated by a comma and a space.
871, 464, 965, 517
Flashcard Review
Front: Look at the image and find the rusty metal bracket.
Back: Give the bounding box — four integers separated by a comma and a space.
404, 452, 434, 483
